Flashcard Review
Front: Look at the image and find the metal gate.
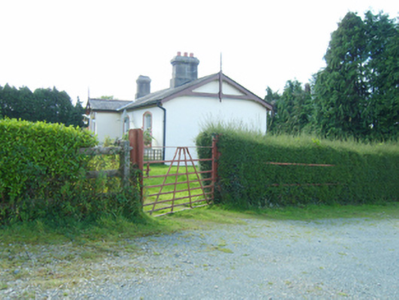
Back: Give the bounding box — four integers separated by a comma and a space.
129, 129, 218, 216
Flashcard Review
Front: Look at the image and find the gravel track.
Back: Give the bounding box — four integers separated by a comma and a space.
2, 217, 398, 299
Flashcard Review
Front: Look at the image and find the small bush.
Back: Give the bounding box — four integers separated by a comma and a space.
196, 122, 399, 208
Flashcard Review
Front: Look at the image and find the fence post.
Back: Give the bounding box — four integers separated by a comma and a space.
129, 129, 144, 200
119, 140, 131, 188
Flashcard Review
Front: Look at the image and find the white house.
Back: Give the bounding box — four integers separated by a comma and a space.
86, 52, 272, 160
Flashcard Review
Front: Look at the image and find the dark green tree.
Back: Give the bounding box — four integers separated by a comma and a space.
313, 12, 367, 139
0, 84, 36, 121
362, 11, 399, 140
265, 87, 280, 132
0, 84, 84, 127
267, 80, 312, 135
68, 97, 86, 128
313, 11, 399, 140
33, 87, 74, 124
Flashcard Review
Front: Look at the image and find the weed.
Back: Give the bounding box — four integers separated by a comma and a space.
216, 247, 233, 254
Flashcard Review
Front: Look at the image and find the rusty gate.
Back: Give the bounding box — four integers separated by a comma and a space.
129, 129, 218, 216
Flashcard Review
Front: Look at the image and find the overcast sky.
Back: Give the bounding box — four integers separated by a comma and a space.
1, 0, 398, 104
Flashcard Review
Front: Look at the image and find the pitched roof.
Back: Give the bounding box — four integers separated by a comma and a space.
118, 73, 217, 111
118, 72, 272, 111
88, 73, 272, 112
87, 99, 131, 111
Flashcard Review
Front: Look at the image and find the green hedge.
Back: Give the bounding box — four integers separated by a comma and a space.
0, 119, 140, 224
196, 124, 399, 208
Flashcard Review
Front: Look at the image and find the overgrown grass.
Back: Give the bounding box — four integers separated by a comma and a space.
200, 120, 399, 154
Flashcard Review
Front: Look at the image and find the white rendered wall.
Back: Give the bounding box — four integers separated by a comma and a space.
163, 96, 267, 161
91, 112, 122, 143
127, 105, 164, 148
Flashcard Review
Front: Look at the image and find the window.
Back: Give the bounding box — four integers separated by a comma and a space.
143, 112, 153, 147
143, 112, 152, 131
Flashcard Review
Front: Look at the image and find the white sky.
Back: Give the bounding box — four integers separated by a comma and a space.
1, 0, 398, 104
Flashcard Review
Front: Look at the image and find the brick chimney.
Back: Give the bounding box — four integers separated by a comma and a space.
135, 75, 151, 99
170, 52, 200, 88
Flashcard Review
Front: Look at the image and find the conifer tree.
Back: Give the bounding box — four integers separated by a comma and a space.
313, 12, 367, 139
313, 11, 399, 140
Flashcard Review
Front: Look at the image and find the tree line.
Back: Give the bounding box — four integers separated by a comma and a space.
0, 84, 85, 127
267, 11, 399, 141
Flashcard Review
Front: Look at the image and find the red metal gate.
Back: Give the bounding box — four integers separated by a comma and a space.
129, 129, 218, 216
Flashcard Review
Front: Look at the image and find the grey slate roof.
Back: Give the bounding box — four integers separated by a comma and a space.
118, 73, 218, 111
88, 72, 272, 112
88, 99, 132, 111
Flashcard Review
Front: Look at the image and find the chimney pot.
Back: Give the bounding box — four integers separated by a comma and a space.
170, 53, 200, 88
135, 75, 151, 99
177, 51, 181, 56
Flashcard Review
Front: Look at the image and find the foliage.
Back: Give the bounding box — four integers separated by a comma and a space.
0, 119, 141, 224
196, 123, 399, 208
267, 11, 399, 142
265, 87, 280, 131
68, 97, 86, 128
87, 136, 119, 171
266, 81, 312, 135
312, 11, 399, 141
143, 127, 154, 146
0, 84, 86, 127
100, 95, 114, 100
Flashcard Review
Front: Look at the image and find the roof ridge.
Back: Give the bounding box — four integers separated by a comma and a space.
90, 98, 132, 102
118, 73, 219, 111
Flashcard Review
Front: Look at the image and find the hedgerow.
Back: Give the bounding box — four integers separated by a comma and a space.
0, 119, 141, 224
196, 122, 399, 208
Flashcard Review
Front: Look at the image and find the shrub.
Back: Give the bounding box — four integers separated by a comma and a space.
0, 119, 141, 224
196, 122, 399, 208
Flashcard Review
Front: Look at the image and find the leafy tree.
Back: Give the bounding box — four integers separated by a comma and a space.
100, 95, 114, 100
33, 87, 74, 124
267, 80, 312, 135
68, 97, 86, 128
362, 11, 399, 140
265, 87, 280, 132
0, 84, 85, 127
313, 12, 367, 139
313, 11, 399, 140
0, 84, 35, 121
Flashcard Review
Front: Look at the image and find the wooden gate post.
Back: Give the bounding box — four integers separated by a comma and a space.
119, 140, 131, 188
129, 129, 144, 200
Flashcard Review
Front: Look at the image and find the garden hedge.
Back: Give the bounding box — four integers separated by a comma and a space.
196, 124, 399, 208
0, 119, 140, 224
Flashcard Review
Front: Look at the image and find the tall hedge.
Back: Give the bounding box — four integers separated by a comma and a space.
196, 124, 399, 208
0, 119, 140, 224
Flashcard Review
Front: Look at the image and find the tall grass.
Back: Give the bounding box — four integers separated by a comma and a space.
196, 121, 399, 208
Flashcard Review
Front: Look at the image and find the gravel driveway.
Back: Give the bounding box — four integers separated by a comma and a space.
2, 217, 398, 299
